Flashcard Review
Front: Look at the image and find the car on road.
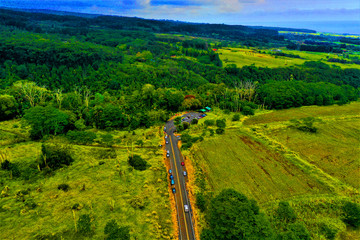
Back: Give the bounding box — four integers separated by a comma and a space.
184, 204, 189, 212
169, 175, 174, 180
169, 169, 172, 174
171, 179, 175, 185
172, 188, 176, 193
183, 171, 187, 177
181, 162, 185, 166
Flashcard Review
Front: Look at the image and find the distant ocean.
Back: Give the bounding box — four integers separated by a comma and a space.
248, 21, 360, 35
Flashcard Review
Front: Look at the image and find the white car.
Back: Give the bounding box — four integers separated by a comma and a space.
184, 204, 189, 212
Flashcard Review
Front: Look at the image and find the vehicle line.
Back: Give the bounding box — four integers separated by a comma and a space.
178, 149, 196, 240
170, 134, 190, 240
168, 143, 183, 240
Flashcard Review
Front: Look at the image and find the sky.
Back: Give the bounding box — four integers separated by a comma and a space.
1, 0, 360, 33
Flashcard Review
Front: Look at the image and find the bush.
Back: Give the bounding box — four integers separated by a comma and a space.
39, 144, 74, 170
58, 183, 70, 192
216, 128, 225, 134
289, 117, 318, 133
343, 202, 360, 228
66, 130, 97, 144
77, 214, 92, 235
276, 201, 297, 223
241, 106, 255, 116
191, 118, 198, 124
104, 220, 130, 240
216, 119, 226, 128
181, 142, 193, 150
128, 155, 147, 171
196, 192, 206, 212
319, 222, 338, 240
209, 129, 214, 136
204, 120, 215, 127
1, 159, 21, 177
232, 114, 240, 121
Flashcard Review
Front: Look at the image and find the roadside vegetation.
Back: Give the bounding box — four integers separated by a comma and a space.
180, 103, 360, 240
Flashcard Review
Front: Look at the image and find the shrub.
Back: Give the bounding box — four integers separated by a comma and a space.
241, 106, 255, 116
343, 202, 360, 228
196, 192, 206, 212
77, 214, 92, 235
181, 142, 193, 150
276, 201, 297, 223
128, 155, 147, 171
1, 159, 21, 177
66, 130, 97, 145
289, 117, 318, 133
204, 120, 215, 127
58, 183, 70, 192
130, 196, 146, 209
209, 129, 214, 136
232, 114, 240, 121
216, 119, 226, 128
39, 144, 74, 170
216, 128, 225, 134
191, 118, 198, 124
104, 220, 130, 240
319, 222, 338, 240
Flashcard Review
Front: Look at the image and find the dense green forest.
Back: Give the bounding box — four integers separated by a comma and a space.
0, 8, 359, 136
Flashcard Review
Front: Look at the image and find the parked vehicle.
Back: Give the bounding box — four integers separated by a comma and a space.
169, 169, 172, 174
181, 162, 185, 166
166, 153, 170, 157
183, 171, 187, 177
172, 188, 176, 193
170, 175, 174, 180
171, 179, 175, 185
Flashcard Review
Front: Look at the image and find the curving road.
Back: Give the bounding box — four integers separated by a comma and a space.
165, 113, 200, 240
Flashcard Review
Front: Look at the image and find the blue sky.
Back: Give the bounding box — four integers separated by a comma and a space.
1, 0, 359, 32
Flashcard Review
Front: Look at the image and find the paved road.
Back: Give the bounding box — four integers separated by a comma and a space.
165, 113, 201, 240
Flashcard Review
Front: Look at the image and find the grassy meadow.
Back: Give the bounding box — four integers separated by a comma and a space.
218, 47, 360, 69
0, 123, 174, 240
184, 102, 360, 239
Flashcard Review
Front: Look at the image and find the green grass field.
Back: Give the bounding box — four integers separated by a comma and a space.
186, 103, 360, 239
218, 47, 360, 69
0, 125, 174, 240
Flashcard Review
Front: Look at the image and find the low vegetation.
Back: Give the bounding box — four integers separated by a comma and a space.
182, 103, 360, 239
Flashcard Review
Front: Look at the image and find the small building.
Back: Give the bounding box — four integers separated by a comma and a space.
199, 109, 206, 113
205, 107, 211, 111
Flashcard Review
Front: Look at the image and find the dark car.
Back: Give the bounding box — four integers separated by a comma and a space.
170, 175, 174, 180
172, 188, 176, 193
